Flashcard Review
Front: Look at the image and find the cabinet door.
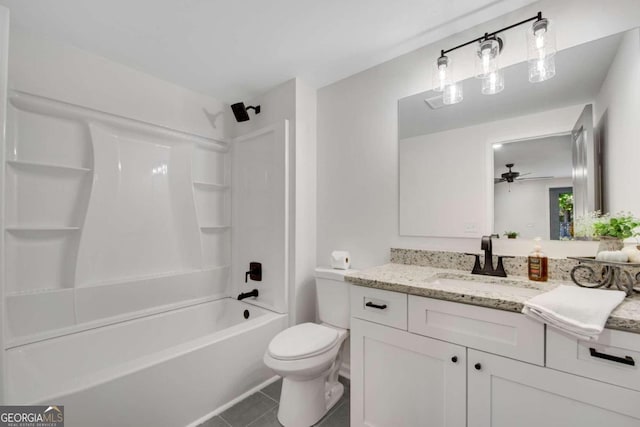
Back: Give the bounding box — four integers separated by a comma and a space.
468, 349, 640, 427
351, 318, 466, 427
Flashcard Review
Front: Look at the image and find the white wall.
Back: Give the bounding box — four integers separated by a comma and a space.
294, 81, 318, 324
9, 29, 226, 141
594, 28, 640, 215
231, 78, 317, 325
317, 0, 640, 266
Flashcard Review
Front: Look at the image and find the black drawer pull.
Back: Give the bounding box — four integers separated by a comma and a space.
451, 356, 458, 363
589, 348, 635, 366
365, 301, 388, 310
474, 363, 482, 371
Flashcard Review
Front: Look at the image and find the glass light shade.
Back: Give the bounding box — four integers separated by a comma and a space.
475, 38, 500, 78
527, 19, 556, 83
528, 55, 556, 82
481, 70, 504, 95
527, 18, 556, 61
432, 55, 452, 92
443, 82, 463, 105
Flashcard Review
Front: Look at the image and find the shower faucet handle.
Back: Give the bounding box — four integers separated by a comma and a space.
245, 262, 262, 283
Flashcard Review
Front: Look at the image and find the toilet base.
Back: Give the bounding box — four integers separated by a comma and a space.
325, 380, 345, 413
277, 377, 344, 427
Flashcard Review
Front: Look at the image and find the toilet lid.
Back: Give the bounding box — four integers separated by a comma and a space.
268, 323, 339, 360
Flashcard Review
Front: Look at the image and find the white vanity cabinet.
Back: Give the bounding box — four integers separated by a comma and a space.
467, 349, 640, 427
350, 286, 640, 427
351, 318, 467, 427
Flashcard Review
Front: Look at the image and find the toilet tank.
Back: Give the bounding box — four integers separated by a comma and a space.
315, 267, 355, 329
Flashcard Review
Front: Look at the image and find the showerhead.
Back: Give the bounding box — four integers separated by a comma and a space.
231, 102, 261, 122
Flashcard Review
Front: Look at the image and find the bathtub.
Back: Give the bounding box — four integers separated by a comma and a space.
6, 298, 287, 427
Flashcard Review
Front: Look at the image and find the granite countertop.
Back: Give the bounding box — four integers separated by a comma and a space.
345, 263, 640, 334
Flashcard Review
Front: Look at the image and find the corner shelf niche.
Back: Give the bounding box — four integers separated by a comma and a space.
191, 144, 230, 270
191, 141, 231, 271
7, 160, 92, 173
5, 94, 93, 298
193, 181, 229, 191
199, 225, 230, 231
6, 227, 81, 232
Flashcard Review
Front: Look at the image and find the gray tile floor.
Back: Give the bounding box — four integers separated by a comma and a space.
199, 377, 350, 427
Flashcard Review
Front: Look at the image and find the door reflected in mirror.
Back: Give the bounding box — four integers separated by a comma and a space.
493, 103, 600, 241
493, 135, 573, 240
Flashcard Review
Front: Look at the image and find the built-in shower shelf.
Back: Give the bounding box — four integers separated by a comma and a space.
193, 181, 229, 190
7, 160, 92, 173
6, 226, 81, 232
199, 225, 230, 231
6, 287, 72, 297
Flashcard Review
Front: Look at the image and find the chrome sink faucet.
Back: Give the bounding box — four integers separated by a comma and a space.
466, 235, 510, 277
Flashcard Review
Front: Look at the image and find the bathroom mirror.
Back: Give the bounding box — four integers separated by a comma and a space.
398, 28, 639, 239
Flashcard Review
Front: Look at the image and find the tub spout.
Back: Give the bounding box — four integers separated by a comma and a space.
237, 289, 259, 300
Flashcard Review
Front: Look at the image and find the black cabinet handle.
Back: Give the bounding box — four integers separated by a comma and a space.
474, 363, 482, 371
451, 356, 458, 363
589, 348, 635, 366
365, 301, 388, 310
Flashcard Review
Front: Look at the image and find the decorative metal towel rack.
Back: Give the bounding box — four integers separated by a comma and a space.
568, 257, 640, 297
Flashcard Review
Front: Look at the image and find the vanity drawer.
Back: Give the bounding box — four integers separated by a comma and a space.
408, 296, 544, 365
547, 328, 640, 391
350, 286, 407, 330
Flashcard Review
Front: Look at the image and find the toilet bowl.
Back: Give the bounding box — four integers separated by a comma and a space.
263, 267, 353, 427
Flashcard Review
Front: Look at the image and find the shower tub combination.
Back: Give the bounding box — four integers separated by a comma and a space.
3, 90, 291, 426
6, 299, 287, 427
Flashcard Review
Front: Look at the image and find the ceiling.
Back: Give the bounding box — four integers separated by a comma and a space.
493, 134, 573, 180
0, 0, 538, 101
398, 32, 624, 139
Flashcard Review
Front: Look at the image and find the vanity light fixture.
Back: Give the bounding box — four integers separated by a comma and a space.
435, 11, 555, 102
433, 54, 463, 104
475, 37, 502, 79
476, 37, 505, 95
433, 55, 453, 92
527, 17, 556, 82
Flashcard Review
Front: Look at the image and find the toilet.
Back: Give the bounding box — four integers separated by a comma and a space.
264, 267, 353, 427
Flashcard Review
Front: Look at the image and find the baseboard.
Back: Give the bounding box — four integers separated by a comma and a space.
185, 375, 281, 427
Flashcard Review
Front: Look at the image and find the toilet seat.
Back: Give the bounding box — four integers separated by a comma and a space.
268, 323, 339, 360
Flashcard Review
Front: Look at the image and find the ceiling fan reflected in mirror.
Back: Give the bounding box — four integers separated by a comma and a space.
494, 163, 554, 187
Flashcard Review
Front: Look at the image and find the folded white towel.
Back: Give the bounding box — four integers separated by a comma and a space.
522, 285, 625, 341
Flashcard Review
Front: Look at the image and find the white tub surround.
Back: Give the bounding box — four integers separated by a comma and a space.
4, 90, 231, 344
231, 79, 318, 326
231, 121, 289, 314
